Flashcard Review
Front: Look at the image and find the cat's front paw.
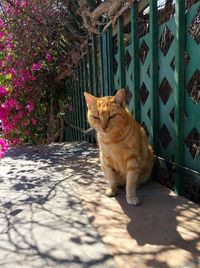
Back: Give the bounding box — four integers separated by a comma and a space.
106, 188, 118, 197
126, 196, 140, 206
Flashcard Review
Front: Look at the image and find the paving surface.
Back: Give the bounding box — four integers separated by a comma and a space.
0, 142, 200, 268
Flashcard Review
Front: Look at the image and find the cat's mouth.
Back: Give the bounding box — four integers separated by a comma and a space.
101, 127, 110, 134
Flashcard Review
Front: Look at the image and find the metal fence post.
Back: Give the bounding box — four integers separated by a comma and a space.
117, 16, 125, 89
149, 0, 159, 153
107, 25, 114, 95
174, 0, 185, 195
92, 33, 98, 96
131, 2, 140, 121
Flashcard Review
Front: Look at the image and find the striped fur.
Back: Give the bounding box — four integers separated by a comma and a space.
84, 89, 154, 205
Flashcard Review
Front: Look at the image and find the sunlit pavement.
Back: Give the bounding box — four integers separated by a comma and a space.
0, 142, 199, 268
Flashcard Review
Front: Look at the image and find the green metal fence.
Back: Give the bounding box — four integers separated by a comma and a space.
65, 0, 200, 204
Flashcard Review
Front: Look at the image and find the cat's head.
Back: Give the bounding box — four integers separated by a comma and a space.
84, 89, 127, 134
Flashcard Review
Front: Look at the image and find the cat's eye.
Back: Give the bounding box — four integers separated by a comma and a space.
93, 115, 100, 120
109, 114, 117, 120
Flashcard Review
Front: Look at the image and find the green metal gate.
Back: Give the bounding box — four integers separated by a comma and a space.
65, 0, 200, 204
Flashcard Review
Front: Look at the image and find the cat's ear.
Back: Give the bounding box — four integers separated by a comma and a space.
84, 92, 96, 108
114, 89, 125, 106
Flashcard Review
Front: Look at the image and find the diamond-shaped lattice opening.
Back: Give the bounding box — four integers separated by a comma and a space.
170, 57, 175, 71
140, 83, 149, 105
185, 128, 200, 160
169, 107, 174, 122
139, 40, 149, 64
138, 16, 149, 39
170, 52, 190, 71
184, 51, 190, 65
147, 108, 151, 119
184, 111, 188, 121
147, 65, 150, 78
188, 7, 200, 44
159, 77, 172, 105
125, 87, 132, 105
159, 26, 174, 56
159, 124, 172, 148
187, 69, 200, 103
124, 50, 132, 70
113, 56, 118, 75
141, 122, 149, 137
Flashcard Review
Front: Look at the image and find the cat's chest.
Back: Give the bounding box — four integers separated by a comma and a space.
101, 144, 132, 171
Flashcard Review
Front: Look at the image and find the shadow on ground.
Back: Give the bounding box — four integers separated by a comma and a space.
0, 142, 114, 268
116, 184, 200, 268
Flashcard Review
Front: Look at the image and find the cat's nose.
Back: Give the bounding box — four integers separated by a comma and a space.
101, 121, 108, 130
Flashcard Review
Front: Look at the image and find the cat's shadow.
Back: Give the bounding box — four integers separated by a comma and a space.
115, 181, 200, 262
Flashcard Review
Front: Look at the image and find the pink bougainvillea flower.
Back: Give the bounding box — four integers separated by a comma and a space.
10, 138, 22, 146
0, 31, 4, 38
5, 99, 16, 109
29, 76, 36, 81
20, 1, 27, 8
0, 86, 8, 97
16, 103, 22, 110
31, 62, 42, 72
0, 19, 3, 26
0, 139, 8, 158
26, 101, 35, 113
22, 120, 29, 127
45, 53, 53, 63
30, 118, 37, 125
9, 68, 15, 75
5, 54, 12, 62
6, 43, 14, 49
17, 111, 24, 119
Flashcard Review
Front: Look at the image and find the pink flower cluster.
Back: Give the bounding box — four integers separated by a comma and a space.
0, 139, 8, 158
0, 6, 49, 156
0, 1, 72, 158
0, 86, 8, 98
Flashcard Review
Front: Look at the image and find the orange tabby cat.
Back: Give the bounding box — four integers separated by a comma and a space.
84, 89, 154, 205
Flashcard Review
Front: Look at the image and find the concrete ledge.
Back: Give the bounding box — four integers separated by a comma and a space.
0, 142, 199, 268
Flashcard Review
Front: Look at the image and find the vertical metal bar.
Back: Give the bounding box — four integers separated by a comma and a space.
67, 83, 70, 141
107, 26, 114, 95
74, 79, 78, 140
131, 2, 140, 121
80, 60, 86, 132
117, 16, 125, 89
65, 80, 69, 141
67, 82, 74, 141
76, 67, 82, 140
87, 40, 96, 143
99, 27, 105, 96
72, 82, 77, 140
83, 55, 89, 141
75, 76, 80, 140
149, 0, 159, 153
92, 33, 98, 96
88, 38, 93, 93
174, 0, 185, 195
78, 65, 83, 140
